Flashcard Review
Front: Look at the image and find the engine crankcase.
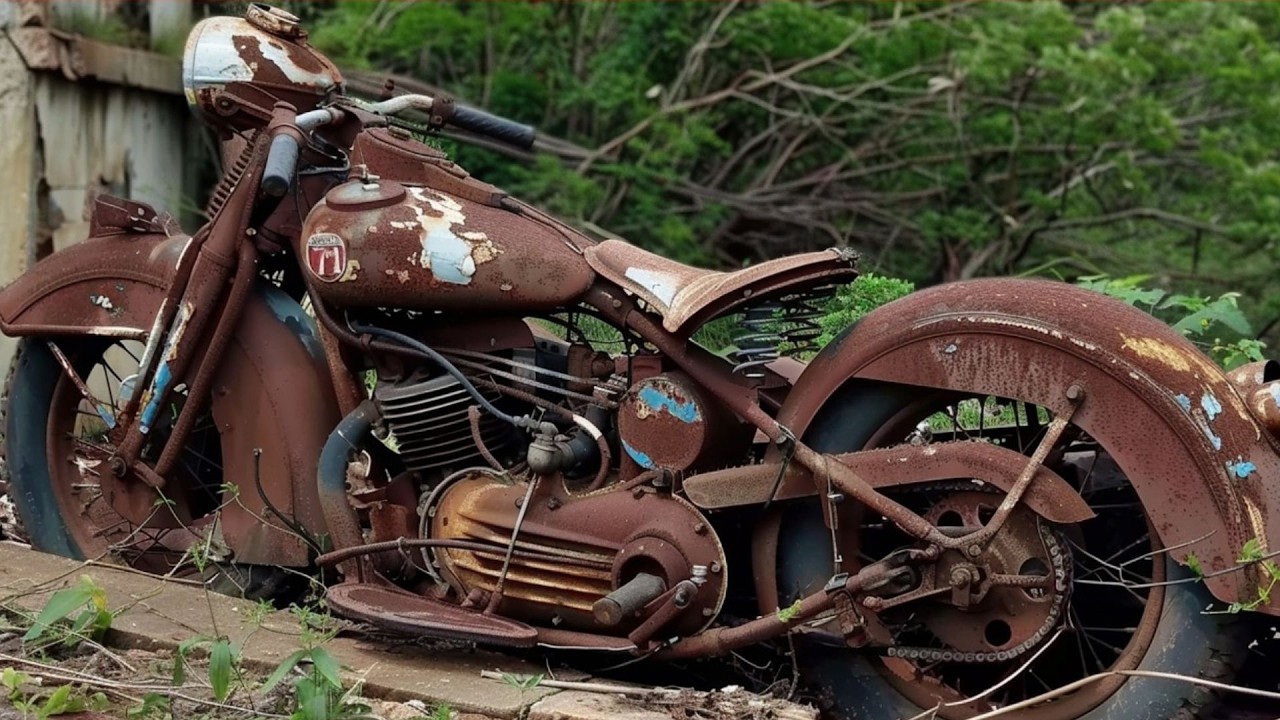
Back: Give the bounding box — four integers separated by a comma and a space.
426, 469, 727, 636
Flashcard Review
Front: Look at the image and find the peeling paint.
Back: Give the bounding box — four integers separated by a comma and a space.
623, 440, 655, 469
1202, 393, 1223, 421
623, 267, 679, 307
1121, 334, 1221, 379
636, 385, 700, 423
383, 268, 410, 284
1175, 394, 1192, 411
1227, 459, 1257, 479
85, 326, 147, 338
337, 259, 361, 282
139, 302, 192, 434
943, 343, 958, 355
89, 294, 114, 310
405, 187, 503, 285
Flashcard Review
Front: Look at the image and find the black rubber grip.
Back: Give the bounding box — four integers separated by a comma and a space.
451, 105, 536, 150
261, 133, 301, 198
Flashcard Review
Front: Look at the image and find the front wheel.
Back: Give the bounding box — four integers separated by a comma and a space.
2, 337, 305, 602
779, 380, 1243, 720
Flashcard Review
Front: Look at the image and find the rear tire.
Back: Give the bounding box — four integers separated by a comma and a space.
778, 380, 1245, 720
2, 337, 304, 604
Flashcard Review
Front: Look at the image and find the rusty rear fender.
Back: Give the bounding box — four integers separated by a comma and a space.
0, 234, 339, 567
770, 277, 1280, 614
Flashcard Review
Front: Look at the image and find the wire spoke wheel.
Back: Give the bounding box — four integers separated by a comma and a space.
780, 381, 1242, 720
44, 338, 225, 574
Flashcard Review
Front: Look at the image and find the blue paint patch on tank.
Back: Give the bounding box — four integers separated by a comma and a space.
623, 440, 655, 469
1174, 394, 1192, 412
638, 385, 700, 423
1201, 393, 1223, 421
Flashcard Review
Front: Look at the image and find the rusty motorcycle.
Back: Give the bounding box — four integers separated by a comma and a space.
2, 6, 1279, 719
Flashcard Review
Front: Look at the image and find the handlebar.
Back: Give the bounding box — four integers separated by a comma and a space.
258, 93, 537, 197
450, 105, 536, 150
260, 133, 301, 198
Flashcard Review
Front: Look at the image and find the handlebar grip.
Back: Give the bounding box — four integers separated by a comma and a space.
450, 105, 536, 150
261, 133, 301, 198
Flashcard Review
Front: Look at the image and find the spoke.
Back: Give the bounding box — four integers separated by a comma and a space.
115, 341, 142, 364
1071, 607, 1108, 673
1077, 452, 1100, 497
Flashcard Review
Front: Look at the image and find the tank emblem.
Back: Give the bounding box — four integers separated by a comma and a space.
305, 232, 348, 282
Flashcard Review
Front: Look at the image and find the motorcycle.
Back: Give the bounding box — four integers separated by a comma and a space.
2, 6, 1277, 718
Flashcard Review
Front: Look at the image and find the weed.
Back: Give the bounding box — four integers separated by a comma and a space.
775, 599, 803, 623
22, 576, 112, 650
1, 668, 108, 720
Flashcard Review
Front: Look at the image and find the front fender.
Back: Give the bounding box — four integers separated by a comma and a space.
0, 235, 339, 566
773, 278, 1280, 613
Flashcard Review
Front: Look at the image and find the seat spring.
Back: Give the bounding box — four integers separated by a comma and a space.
731, 284, 840, 377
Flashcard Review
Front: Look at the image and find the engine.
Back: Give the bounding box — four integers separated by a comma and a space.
357, 336, 748, 638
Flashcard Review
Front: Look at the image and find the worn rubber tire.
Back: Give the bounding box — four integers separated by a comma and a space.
778, 379, 1246, 720
3, 337, 303, 604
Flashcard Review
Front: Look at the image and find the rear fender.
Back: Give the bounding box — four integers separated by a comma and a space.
0, 235, 338, 566
769, 278, 1280, 614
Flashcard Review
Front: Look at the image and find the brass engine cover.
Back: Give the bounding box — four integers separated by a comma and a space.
426, 470, 727, 636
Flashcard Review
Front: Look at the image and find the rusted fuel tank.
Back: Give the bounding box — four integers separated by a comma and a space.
299, 131, 595, 311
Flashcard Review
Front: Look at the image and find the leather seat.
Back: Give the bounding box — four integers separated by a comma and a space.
583, 240, 858, 333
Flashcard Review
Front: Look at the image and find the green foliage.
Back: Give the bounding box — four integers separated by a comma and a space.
498, 673, 544, 691
309, 1, 1280, 345
22, 576, 112, 649
259, 606, 369, 720
1077, 274, 1266, 369
1214, 537, 1280, 614
1, 669, 108, 720
775, 599, 803, 623
816, 274, 917, 348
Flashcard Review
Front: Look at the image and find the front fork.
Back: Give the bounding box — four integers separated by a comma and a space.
103, 137, 271, 486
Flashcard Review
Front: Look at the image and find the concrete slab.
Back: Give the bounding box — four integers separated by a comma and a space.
0, 543, 819, 720
0, 543, 552, 717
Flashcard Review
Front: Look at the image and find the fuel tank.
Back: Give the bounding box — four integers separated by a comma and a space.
299, 129, 595, 311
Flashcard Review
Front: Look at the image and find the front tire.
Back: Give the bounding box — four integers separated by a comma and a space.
778, 380, 1244, 720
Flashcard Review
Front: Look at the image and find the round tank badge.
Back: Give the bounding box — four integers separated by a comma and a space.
305, 233, 348, 282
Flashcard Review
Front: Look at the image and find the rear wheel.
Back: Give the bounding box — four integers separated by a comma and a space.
2, 337, 304, 602
779, 380, 1243, 720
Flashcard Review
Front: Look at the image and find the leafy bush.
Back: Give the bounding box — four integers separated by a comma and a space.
1076, 274, 1266, 369
815, 274, 916, 348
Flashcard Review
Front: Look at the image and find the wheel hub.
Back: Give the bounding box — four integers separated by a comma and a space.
884, 488, 1071, 663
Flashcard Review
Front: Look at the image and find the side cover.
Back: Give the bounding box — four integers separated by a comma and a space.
773, 278, 1280, 613
0, 234, 338, 566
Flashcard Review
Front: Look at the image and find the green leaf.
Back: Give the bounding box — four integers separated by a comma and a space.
308, 648, 342, 689
209, 638, 235, 702
1238, 537, 1266, 563
39, 685, 73, 718
1184, 551, 1203, 578
24, 578, 95, 643
261, 648, 309, 693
